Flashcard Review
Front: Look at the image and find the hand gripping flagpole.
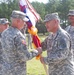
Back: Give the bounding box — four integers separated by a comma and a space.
38, 19, 49, 75
28, 20, 48, 75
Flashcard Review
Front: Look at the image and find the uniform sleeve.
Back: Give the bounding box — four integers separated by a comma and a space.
65, 26, 70, 32
43, 36, 71, 65
14, 35, 39, 61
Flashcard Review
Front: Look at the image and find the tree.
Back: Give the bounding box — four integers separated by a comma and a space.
32, 2, 46, 19
57, 0, 74, 28
0, 0, 19, 20
31, 2, 47, 34
45, 0, 59, 14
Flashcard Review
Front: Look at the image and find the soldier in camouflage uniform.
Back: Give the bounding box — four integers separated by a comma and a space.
1, 10, 42, 75
0, 18, 9, 75
65, 10, 74, 63
40, 13, 74, 75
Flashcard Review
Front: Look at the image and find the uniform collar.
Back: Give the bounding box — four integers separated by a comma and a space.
52, 27, 62, 39
48, 27, 62, 40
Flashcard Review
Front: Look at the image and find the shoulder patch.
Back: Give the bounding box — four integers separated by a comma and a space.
22, 40, 26, 45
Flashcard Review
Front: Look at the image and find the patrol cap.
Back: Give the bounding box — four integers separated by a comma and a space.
68, 10, 74, 16
0, 18, 10, 24
11, 10, 29, 21
44, 13, 59, 23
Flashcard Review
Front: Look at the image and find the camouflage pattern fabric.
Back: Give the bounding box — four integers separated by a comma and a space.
41, 28, 74, 75
65, 25, 74, 62
0, 33, 5, 75
1, 27, 39, 75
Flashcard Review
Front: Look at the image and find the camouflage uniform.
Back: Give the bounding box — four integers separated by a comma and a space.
41, 28, 74, 75
0, 18, 10, 75
1, 27, 39, 75
0, 33, 4, 75
65, 26, 74, 62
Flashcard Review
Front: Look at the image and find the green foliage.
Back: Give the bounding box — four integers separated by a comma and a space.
27, 56, 47, 75
36, 23, 47, 34
46, 0, 59, 13
0, 0, 19, 20
0, 0, 74, 30
32, 2, 46, 19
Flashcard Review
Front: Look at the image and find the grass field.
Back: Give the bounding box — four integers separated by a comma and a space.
27, 52, 47, 75
27, 34, 48, 75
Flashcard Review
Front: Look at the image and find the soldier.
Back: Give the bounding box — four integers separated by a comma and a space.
65, 10, 74, 63
39, 13, 74, 75
0, 18, 9, 75
1, 10, 42, 75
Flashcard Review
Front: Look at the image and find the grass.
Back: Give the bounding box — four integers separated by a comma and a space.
27, 52, 47, 75
27, 34, 48, 75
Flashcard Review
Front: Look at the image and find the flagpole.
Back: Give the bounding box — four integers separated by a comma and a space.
19, 0, 48, 75
43, 63, 48, 75
35, 34, 48, 75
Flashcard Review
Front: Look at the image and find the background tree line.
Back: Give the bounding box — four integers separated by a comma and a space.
0, 0, 74, 34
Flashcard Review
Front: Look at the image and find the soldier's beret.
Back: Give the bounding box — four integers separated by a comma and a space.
0, 18, 10, 25
44, 13, 59, 23
11, 10, 29, 22
68, 10, 74, 16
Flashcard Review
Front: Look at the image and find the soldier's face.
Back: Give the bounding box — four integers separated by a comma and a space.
0, 24, 8, 32
45, 20, 55, 32
19, 19, 25, 29
68, 15, 74, 24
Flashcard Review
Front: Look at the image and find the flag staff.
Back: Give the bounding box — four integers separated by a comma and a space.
19, 0, 48, 75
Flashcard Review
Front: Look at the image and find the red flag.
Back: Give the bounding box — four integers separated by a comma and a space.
19, 0, 40, 27
19, 1, 48, 75
19, 0, 41, 59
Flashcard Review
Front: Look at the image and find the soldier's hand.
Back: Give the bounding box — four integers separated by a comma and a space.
36, 47, 42, 55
